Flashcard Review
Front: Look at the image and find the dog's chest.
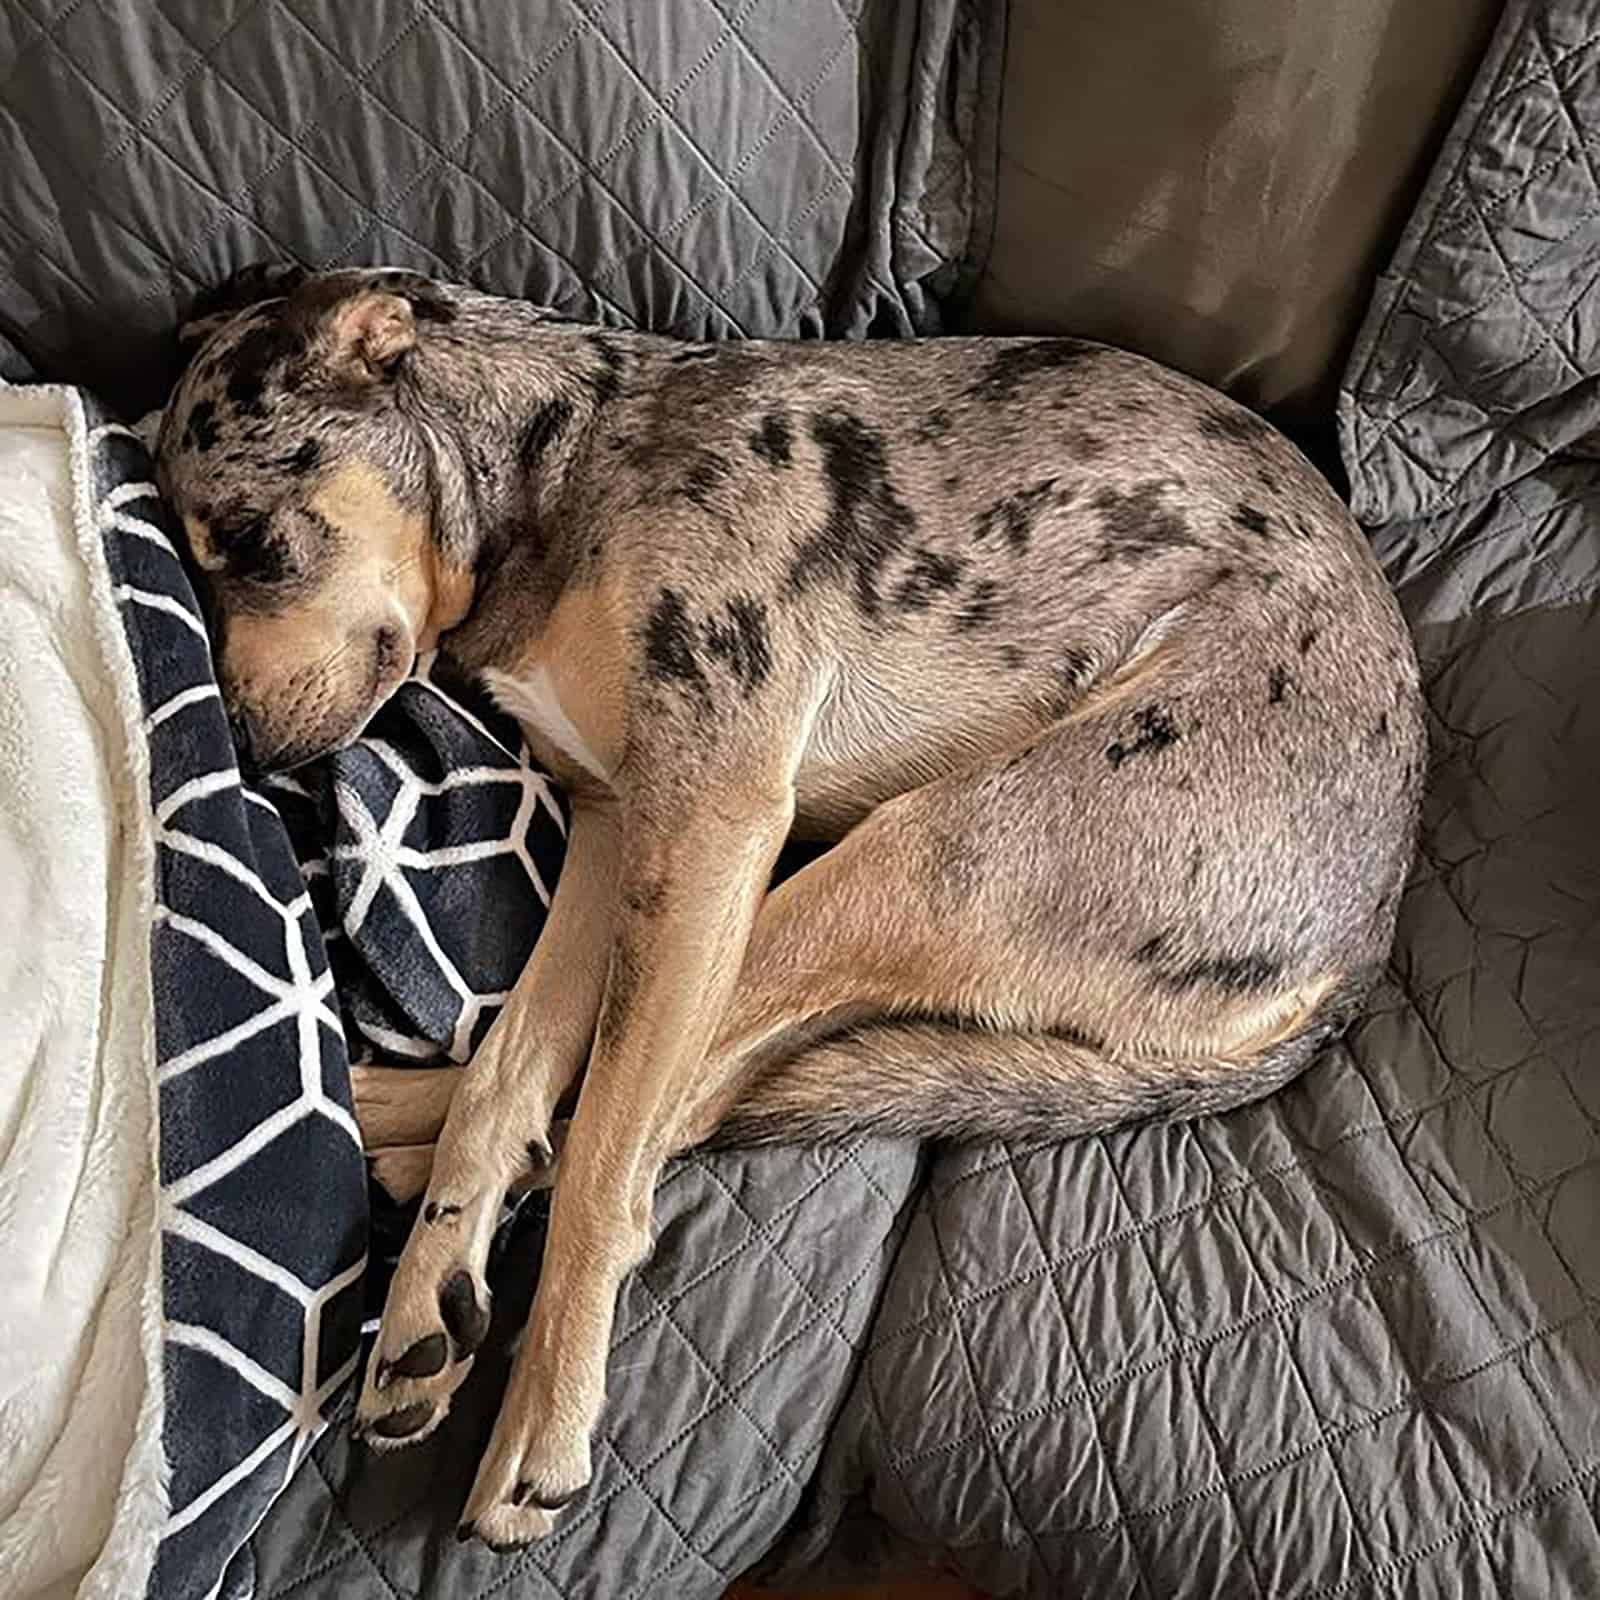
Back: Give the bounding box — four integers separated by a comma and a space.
480, 665, 610, 786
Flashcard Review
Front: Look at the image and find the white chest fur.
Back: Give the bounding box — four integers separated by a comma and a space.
481, 665, 610, 783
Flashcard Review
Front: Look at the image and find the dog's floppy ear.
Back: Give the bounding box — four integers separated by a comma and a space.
176, 262, 308, 369
290, 269, 457, 386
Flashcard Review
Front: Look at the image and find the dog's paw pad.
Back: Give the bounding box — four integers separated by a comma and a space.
376, 1331, 448, 1388
440, 1268, 490, 1355
355, 1399, 440, 1449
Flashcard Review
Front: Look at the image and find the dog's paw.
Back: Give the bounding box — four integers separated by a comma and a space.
353, 1208, 493, 1449
457, 1415, 592, 1549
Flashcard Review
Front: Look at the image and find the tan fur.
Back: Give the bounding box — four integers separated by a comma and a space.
154, 268, 1425, 1547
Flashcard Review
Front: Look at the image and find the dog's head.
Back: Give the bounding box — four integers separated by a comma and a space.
156, 266, 475, 769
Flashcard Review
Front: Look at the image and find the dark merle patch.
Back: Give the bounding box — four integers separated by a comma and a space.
1094, 480, 1197, 559
1187, 843, 1205, 885
941, 472, 964, 494
1132, 930, 1174, 965
278, 437, 322, 476
585, 334, 626, 405
1256, 466, 1280, 493
422, 1201, 462, 1225
1163, 952, 1284, 993
1198, 406, 1271, 445
973, 477, 1059, 554
669, 346, 718, 363
209, 506, 291, 585
1002, 644, 1025, 670
643, 588, 710, 700
1298, 626, 1320, 655
895, 547, 967, 611
184, 397, 220, 453
1371, 711, 1390, 745
789, 410, 917, 620
520, 397, 576, 471
1063, 427, 1108, 459
954, 579, 1001, 631
913, 407, 953, 444
224, 316, 308, 417
963, 339, 1098, 403
678, 449, 731, 510
1233, 504, 1271, 536
749, 411, 792, 469
1058, 646, 1094, 699
439, 1270, 489, 1355
703, 594, 773, 696
1268, 665, 1293, 705
1106, 705, 1180, 768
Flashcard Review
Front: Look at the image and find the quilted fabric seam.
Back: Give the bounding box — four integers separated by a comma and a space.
267, 2, 642, 329
881, 1148, 1596, 1463
1182, 1129, 1383, 1577
999, 1149, 1159, 1593
1095, 1143, 1273, 1595
923, 1169, 1058, 1582
413, 0, 762, 332
910, 1303, 1597, 1538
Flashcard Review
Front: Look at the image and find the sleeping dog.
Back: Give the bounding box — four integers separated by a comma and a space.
155, 266, 1424, 1548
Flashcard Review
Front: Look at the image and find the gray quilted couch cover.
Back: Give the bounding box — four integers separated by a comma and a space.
4, 1, 1599, 1597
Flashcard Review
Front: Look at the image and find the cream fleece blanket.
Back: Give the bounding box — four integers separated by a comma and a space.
0, 385, 166, 1599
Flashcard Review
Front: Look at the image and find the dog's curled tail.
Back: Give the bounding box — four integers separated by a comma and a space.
711, 985, 1367, 1147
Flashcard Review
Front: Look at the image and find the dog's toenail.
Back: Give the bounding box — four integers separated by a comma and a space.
514, 1480, 575, 1511
369, 1401, 434, 1439
379, 1332, 448, 1385
455, 1520, 477, 1544
439, 1269, 490, 1355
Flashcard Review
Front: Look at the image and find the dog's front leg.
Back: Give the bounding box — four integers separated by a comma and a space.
352, 799, 619, 1446
458, 784, 794, 1545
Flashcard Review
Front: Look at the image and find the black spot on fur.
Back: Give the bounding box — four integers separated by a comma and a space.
1371, 711, 1390, 744
941, 472, 964, 494
1268, 665, 1292, 705
1256, 466, 1280, 493
963, 339, 1099, 403
973, 477, 1059, 554
1187, 843, 1205, 885
209, 506, 290, 585
1063, 427, 1108, 459
1094, 481, 1197, 559
184, 398, 220, 453
279, 437, 322, 476
914, 408, 953, 444
1133, 930, 1174, 965
422, 1201, 462, 1224
1057, 647, 1094, 700
1298, 626, 1319, 655
953, 579, 1001, 631
703, 594, 773, 695
643, 588, 709, 700
678, 449, 731, 509
520, 397, 576, 470
895, 547, 967, 611
1164, 953, 1284, 993
1106, 705, 1180, 768
749, 411, 792, 468
1233, 504, 1271, 536
789, 410, 917, 619
224, 316, 307, 417
1199, 407, 1271, 445
439, 1270, 489, 1355
585, 334, 626, 404
1002, 644, 1025, 669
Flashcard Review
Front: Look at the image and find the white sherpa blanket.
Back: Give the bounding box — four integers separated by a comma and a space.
0, 385, 166, 1600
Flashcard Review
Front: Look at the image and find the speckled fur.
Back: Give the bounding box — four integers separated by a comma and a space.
156, 267, 1425, 1547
